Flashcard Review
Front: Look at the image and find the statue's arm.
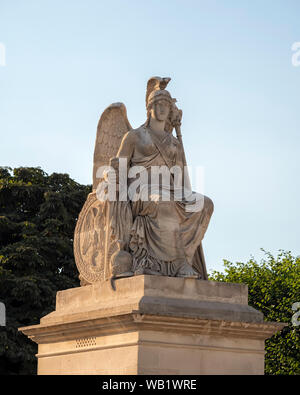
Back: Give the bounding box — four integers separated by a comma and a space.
175, 138, 191, 190
116, 130, 136, 164
106, 131, 135, 184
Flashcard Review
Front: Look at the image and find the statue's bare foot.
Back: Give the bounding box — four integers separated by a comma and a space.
176, 263, 200, 279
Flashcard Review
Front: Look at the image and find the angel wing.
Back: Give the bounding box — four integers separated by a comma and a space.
93, 102, 132, 190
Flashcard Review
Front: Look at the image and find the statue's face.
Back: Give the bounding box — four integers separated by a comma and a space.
152, 99, 170, 122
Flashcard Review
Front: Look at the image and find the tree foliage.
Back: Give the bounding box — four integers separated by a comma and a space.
0, 167, 91, 374
209, 250, 300, 375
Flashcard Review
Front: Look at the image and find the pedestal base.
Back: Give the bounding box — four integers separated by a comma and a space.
19, 276, 285, 375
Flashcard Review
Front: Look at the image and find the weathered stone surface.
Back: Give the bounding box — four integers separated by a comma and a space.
74, 77, 213, 286
38, 275, 261, 325
19, 276, 285, 375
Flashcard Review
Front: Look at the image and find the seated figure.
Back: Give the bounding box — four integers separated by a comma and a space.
74, 77, 214, 285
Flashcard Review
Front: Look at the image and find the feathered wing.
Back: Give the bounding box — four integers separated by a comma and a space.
93, 102, 132, 190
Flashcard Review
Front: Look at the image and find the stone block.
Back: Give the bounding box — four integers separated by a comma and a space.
19, 276, 285, 375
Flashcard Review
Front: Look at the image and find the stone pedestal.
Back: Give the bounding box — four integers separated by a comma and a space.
19, 276, 285, 375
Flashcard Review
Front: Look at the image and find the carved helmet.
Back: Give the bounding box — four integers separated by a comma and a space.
147, 89, 173, 110
145, 76, 173, 110
145, 76, 179, 133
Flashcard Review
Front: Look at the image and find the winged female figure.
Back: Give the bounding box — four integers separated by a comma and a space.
74, 77, 214, 285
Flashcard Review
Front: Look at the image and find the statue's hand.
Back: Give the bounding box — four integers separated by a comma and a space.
103, 168, 118, 185
103, 157, 120, 185
171, 105, 182, 128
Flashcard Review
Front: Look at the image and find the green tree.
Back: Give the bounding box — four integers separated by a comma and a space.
0, 167, 91, 374
209, 250, 300, 375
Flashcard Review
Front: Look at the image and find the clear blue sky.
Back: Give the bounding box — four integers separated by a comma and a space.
1, 0, 299, 273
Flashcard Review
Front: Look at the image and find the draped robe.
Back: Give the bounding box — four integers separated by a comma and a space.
110, 125, 213, 278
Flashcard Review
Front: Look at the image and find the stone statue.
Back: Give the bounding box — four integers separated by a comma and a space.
74, 77, 214, 286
